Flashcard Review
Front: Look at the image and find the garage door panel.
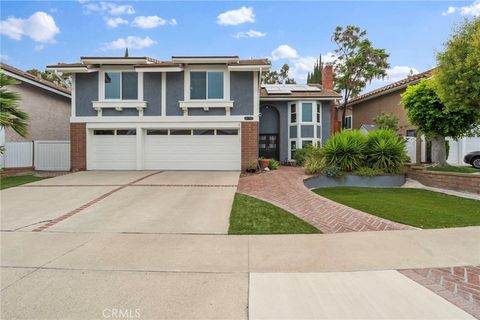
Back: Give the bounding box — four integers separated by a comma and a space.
89, 135, 136, 170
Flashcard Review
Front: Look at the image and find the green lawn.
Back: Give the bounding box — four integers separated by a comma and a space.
427, 165, 480, 174
229, 193, 320, 234
314, 187, 480, 229
0, 175, 48, 190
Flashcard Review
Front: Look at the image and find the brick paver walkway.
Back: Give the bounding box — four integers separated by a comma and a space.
238, 166, 413, 233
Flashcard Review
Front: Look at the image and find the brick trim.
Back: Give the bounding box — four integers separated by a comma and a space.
241, 121, 258, 172
70, 123, 86, 171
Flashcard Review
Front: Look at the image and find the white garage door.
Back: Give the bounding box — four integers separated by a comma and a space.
88, 129, 136, 170
144, 128, 241, 170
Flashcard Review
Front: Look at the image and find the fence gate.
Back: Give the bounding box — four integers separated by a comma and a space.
34, 141, 70, 171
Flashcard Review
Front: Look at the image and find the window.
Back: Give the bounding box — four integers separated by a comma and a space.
94, 129, 114, 135
290, 104, 297, 123
105, 72, 138, 100
317, 104, 321, 123
193, 129, 215, 135
170, 129, 192, 135
406, 129, 416, 137
190, 71, 224, 100
146, 129, 168, 135
344, 116, 352, 129
290, 140, 297, 159
302, 103, 313, 122
116, 129, 136, 135
216, 129, 238, 135
302, 140, 313, 148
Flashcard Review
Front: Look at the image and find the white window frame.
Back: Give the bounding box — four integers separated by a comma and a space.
184, 65, 230, 102
301, 102, 314, 124
99, 69, 143, 102
289, 102, 297, 124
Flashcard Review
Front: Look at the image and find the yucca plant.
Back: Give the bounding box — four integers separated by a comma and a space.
323, 130, 367, 171
366, 129, 408, 173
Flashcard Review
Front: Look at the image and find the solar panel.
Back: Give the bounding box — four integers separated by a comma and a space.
262, 84, 321, 94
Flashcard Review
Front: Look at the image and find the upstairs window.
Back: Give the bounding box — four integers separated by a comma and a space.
302, 103, 313, 122
190, 71, 224, 100
344, 115, 352, 129
105, 72, 138, 100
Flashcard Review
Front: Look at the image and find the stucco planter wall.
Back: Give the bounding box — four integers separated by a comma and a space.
304, 174, 406, 189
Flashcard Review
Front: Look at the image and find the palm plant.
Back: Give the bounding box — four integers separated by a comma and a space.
324, 130, 367, 171
0, 72, 29, 140
366, 129, 407, 173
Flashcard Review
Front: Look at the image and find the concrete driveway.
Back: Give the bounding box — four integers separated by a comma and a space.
1, 170, 239, 234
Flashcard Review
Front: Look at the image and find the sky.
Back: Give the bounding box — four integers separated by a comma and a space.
1, 0, 479, 93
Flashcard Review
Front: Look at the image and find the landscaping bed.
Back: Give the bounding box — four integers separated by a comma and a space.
314, 187, 480, 228
229, 193, 320, 234
0, 175, 48, 190
305, 174, 405, 189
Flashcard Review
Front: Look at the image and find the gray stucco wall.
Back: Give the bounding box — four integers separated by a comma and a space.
5, 82, 70, 142
166, 72, 184, 116
260, 101, 288, 162
144, 72, 161, 116
188, 108, 226, 116
259, 106, 279, 134
301, 125, 314, 138
75, 72, 98, 117
322, 101, 332, 144
230, 72, 254, 116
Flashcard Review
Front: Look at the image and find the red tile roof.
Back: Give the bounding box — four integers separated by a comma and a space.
348, 69, 434, 106
1, 63, 71, 96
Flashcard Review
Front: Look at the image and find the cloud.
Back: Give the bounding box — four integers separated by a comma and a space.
106, 17, 128, 28
442, 0, 480, 16
100, 36, 156, 51
132, 16, 177, 29
34, 44, 45, 51
271, 45, 299, 60
0, 54, 9, 61
233, 29, 266, 39
83, 2, 135, 15
217, 6, 254, 26
0, 11, 60, 43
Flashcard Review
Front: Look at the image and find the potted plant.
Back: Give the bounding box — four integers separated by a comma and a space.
258, 157, 271, 169
246, 162, 257, 173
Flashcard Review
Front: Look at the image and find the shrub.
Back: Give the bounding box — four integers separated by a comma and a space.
366, 129, 408, 173
324, 130, 367, 171
268, 159, 280, 170
304, 156, 325, 175
294, 145, 323, 166
323, 166, 344, 178
354, 167, 385, 176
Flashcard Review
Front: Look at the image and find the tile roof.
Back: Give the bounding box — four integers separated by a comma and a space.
260, 83, 341, 99
348, 69, 434, 105
1, 63, 71, 96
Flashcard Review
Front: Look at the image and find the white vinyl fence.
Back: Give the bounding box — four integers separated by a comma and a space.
1, 140, 70, 171
447, 136, 480, 165
34, 141, 70, 171
404, 136, 426, 163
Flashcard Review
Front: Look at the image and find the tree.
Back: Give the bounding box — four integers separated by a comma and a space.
262, 64, 296, 84
26, 69, 72, 88
124, 47, 129, 57
435, 18, 480, 130
0, 72, 29, 141
373, 112, 399, 131
307, 56, 323, 84
401, 79, 475, 165
332, 25, 390, 129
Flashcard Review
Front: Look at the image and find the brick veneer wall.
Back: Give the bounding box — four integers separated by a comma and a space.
241, 121, 258, 172
70, 123, 86, 171
405, 165, 480, 194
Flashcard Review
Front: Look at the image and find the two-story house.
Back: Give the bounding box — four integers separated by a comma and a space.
48, 56, 340, 171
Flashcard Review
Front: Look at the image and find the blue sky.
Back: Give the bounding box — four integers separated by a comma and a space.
1, 0, 479, 92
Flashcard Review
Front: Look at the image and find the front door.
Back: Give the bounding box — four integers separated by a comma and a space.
259, 134, 279, 160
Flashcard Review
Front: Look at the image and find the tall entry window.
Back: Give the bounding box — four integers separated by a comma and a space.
190, 71, 224, 100
105, 72, 138, 100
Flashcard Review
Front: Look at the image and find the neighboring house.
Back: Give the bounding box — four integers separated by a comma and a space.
47, 56, 340, 171
0, 63, 71, 143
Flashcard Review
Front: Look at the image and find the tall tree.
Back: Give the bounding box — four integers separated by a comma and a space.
0, 72, 29, 140
262, 64, 296, 84
435, 18, 480, 127
332, 25, 390, 129
307, 56, 323, 84
401, 79, 475, 165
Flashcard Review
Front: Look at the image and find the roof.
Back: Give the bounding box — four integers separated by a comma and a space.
260, 83, 341, 100
360, 124, 379, 132
47, 56, 270, 72
348, 69, 434, 106
1, 63, 71, 97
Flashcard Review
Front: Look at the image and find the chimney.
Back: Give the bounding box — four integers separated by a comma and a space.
321, 63, 333, 90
